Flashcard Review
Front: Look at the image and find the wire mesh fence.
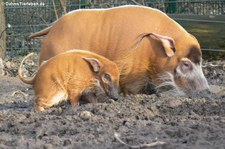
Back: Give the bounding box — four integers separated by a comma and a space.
2, 0, 225, 59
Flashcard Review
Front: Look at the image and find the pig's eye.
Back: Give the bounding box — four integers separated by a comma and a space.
103, 73, 112, 82
181, 60, 192, 73
183, 61, 191, 69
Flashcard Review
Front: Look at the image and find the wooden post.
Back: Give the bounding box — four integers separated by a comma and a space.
0, 0, 6, 59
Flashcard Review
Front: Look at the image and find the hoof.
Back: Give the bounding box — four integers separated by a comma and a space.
35, 105, 45, 112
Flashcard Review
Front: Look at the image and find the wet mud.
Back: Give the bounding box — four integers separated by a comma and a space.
0, 60, 224, 149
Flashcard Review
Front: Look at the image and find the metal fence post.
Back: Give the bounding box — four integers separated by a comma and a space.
168, 0, 176, 13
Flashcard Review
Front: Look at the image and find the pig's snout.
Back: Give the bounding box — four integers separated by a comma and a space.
174, 59, 209, 94
108, 87, 119, 100
157, 59, 209, 95
195, 75, 209, 91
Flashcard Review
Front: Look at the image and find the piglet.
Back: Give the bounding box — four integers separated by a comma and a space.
18, 50, 120, 111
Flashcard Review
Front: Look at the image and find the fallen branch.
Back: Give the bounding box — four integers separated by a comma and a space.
202, 63, 219, 68
114, 132, 166, 148
11, 90, 28, 100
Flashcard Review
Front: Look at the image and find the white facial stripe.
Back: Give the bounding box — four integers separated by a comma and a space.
176, 57, 209, 91
93, 79, 101, 87
182, 58, 204, 80
181, 57, 190, 61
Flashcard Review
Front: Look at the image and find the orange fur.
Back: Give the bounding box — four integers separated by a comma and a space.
18, 50, 120, 111
29, 5, 206, 94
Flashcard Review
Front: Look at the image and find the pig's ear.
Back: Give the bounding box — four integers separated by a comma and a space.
82, 57, 102, 73
144, 33, 176, 57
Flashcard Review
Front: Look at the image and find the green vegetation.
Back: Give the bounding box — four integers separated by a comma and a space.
177, 20, 225, 60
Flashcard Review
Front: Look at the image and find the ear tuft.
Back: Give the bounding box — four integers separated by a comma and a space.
147, 33, 176, 57
82, 57, 102, 73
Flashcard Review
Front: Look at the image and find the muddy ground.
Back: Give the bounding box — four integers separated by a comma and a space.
0, 59, 224, 149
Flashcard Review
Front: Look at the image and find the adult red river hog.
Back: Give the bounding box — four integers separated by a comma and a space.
29, 5, 209, 95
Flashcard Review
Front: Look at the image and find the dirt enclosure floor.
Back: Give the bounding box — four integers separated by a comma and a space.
0, 60, 224, 149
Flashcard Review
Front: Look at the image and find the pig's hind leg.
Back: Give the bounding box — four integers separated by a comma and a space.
35, 82, 68, 111
35, 91, 68, 111
35, 78, 68, 111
